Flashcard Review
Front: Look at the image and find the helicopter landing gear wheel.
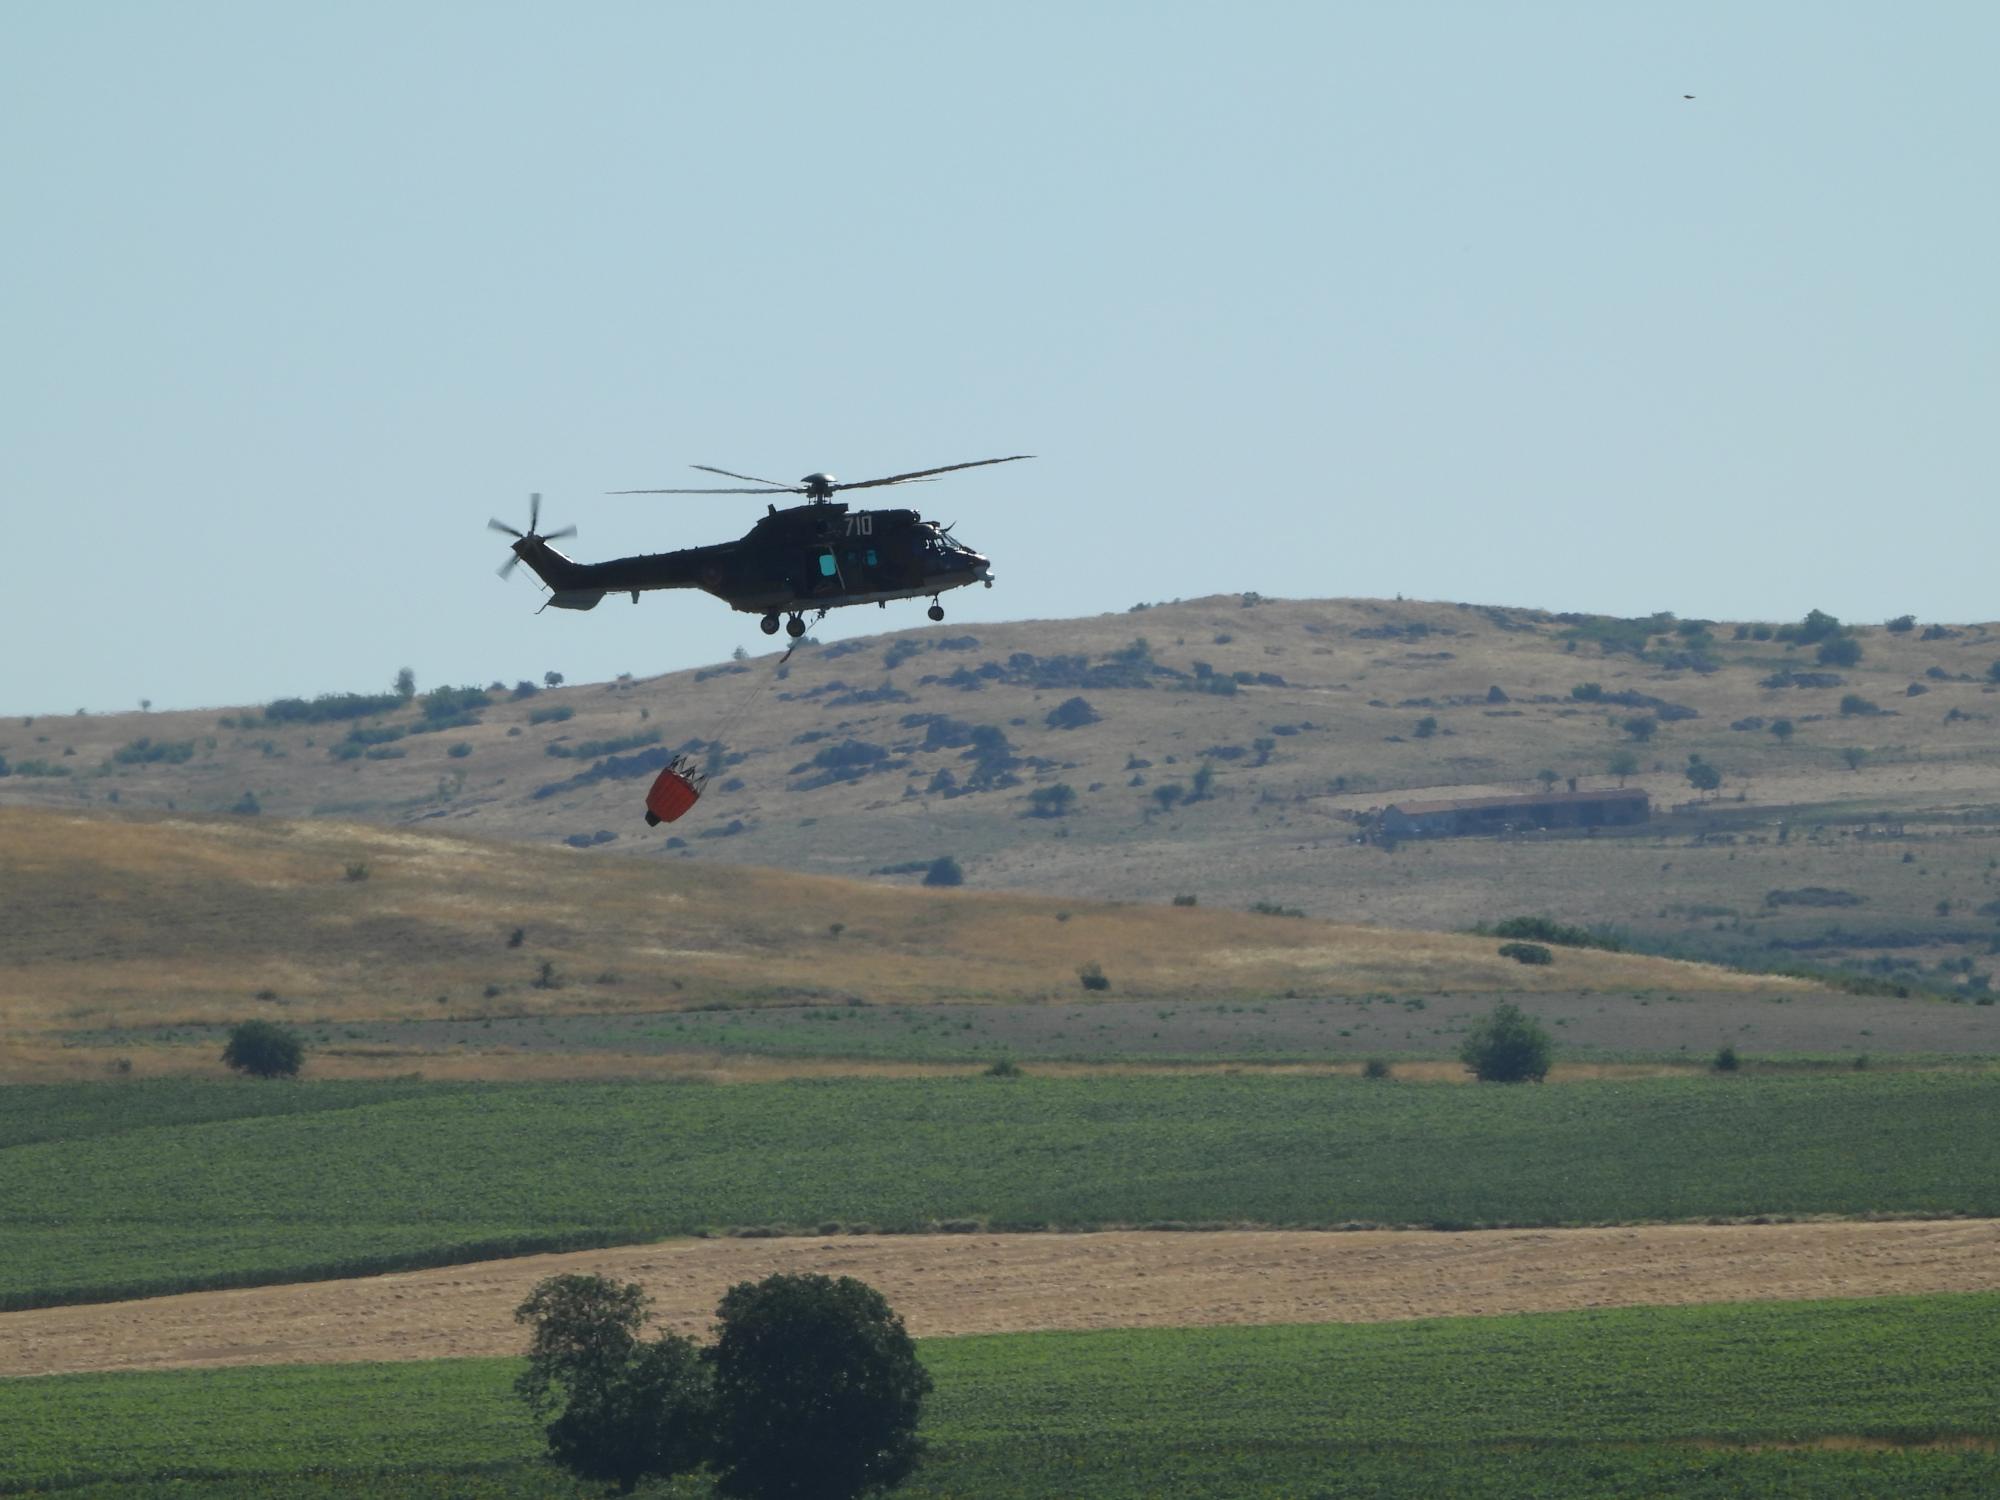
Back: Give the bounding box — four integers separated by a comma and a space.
927, 602, 945, 622
759, 614, 780, 636
785, 614, 807, 639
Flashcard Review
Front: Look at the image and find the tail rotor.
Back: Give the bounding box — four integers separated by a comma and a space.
490, 493, 577, 578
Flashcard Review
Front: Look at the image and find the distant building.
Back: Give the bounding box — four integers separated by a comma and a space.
1378, 788, 1650, 839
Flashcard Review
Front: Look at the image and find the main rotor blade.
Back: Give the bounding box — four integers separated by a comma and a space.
832, 454, 1035, 492
489, 518, 525, 538
497, 554, 522, 578
608, 486, 795, 495
540, 524, 578, 542
528, 492, 542, 531
691, 464, 799, 489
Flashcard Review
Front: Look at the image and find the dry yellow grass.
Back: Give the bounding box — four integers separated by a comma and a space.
0, 807, 1795, 1073
8, 1219, 1998, 1377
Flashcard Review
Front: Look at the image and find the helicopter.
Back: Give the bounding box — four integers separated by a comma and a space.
490, 455, 1029, 639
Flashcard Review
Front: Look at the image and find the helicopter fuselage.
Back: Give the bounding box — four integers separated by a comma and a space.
506, 500, 992, 620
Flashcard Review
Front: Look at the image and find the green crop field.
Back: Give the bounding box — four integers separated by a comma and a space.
4, 1072, 1998, 1309
4, 1295, 1997, 1497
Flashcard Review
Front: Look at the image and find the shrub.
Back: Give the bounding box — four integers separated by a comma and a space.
221, 1019, 303, 1078
1770, 719, 1795, 743
1886, 615, 1916, 633
1044, 696, 1100, 730
1171, 893, 1198, 907
707, 1273, 931, 1500
529, 704, 575, 725
1362, 1058, 1393, 1081
1459, 1002, 1553, 1082
921, 856, 964, 888
1839, 694, 1881, 717
1078, 961, 1110, 992
1498, 941, 1553, 965
343, 862, 369, 882
1489, 916, 1622, 952
1413, 715, 1438, 738
1817, 636, 1863, 668
985, 1057, 1023, 1078
1025, 784, 1076, 818
1713, 1045, 1740, 1073
1622, 715, 1658, 742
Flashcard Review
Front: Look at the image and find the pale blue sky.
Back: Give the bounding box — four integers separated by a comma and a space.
4, 3, 1994, 713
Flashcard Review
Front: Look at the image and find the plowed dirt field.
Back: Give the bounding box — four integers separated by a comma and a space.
7, 1220, 1998, 1378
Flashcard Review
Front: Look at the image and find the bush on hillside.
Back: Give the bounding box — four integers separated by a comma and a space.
222, 1019, 303, 1078
922, 856, 964, 888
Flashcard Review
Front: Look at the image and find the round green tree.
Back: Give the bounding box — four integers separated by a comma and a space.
221, 1019, 303, 1078
1459, 1002, 1553, 1083
707, 1273, 932, 1500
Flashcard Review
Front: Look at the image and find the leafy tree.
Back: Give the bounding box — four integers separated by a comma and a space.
1413, 715, 1438, 738
1607, 749, 1638, 785
1842, 747, 1867, 772
544, 670, 565, 688
514, 1274, 712, 1495
1886, 615, 1916, 634
1770, 718, 1796, 744
1686, 758, 1722, 797
707, 1273, 931, 1500
921, 855, 963, 887
1251, 736, 1277, 765
1151, 783, 1184, 813
1459, 1002, 1553, 1083
1793, 608, 1842, 645
1621, 714, 1657, 742
1078, 960, 1110, 992
1989, 660, 2000, 685
1571, 682, 1604, 702
394, 667, 416, 701
1189, 762, 1216, 800
1498, 941, 1553, 965
1535, 769, 1558, 795
1817, 635, 1863, 668
222, 1019, 303, 1078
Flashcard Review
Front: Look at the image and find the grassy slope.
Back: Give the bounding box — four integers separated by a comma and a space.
5, 1072, 1996, 1307
3, 597, 1996, 958
4, 1295, 1997, 1496
0, 807, 1784, 1058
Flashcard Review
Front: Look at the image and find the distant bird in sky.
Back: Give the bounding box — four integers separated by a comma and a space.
1683, 94, 1696, 99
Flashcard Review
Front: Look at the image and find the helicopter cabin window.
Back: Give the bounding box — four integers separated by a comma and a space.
866, 549, 878, 566
818, 552, 838, 578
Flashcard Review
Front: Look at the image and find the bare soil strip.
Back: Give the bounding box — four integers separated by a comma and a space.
5, 1220, 1997, 1379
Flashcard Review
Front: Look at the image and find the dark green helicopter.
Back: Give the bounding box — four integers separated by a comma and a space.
491, 455, 1028, 639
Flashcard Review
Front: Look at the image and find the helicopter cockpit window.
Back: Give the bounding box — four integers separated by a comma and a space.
818, 552, 838, 578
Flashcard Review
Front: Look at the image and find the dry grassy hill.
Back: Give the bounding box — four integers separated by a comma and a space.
5, 595, 1999, 984
0, 807, 1800, 1080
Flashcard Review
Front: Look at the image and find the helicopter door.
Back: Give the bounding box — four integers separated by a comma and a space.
818, 552, 838, 578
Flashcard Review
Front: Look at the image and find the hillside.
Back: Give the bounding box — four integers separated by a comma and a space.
0, 807, 1803, 1080
5, 595, 2000, 985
